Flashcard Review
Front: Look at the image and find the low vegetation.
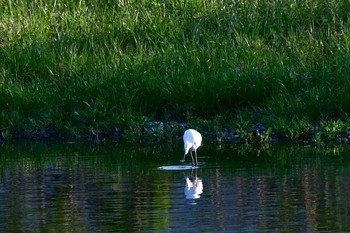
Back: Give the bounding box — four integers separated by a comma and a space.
1, 0, 350, 144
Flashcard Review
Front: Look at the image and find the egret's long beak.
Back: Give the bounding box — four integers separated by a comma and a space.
180, 153, 186, 162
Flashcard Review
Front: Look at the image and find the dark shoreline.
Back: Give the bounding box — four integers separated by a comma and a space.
2, 121, 349, 146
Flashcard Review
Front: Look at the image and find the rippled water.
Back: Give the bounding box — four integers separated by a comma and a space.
1, 141, 350, 232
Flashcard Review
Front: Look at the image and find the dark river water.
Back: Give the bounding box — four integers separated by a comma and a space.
1, 140, 350, 232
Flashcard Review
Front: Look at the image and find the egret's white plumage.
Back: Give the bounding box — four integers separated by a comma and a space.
181, 129, 202, 166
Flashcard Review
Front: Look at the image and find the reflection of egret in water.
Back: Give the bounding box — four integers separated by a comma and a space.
184, 168, 203, 200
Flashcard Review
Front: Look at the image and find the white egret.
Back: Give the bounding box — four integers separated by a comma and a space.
180, 129, 202, 166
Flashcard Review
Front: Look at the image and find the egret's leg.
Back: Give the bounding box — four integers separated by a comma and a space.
190, 151, 195, 166
194, 150, 198, 166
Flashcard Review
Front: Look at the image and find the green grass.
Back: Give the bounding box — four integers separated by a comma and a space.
1, 0, 350, 141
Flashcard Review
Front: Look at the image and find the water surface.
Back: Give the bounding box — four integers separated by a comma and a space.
1, 141, 350, 232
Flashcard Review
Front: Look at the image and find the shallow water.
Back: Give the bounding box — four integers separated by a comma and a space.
1, 141, 350, 232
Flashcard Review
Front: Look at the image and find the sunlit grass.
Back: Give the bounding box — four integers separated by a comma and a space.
1, 0, 350, 140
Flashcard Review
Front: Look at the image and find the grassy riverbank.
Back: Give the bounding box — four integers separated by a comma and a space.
1, 0, 350, 143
